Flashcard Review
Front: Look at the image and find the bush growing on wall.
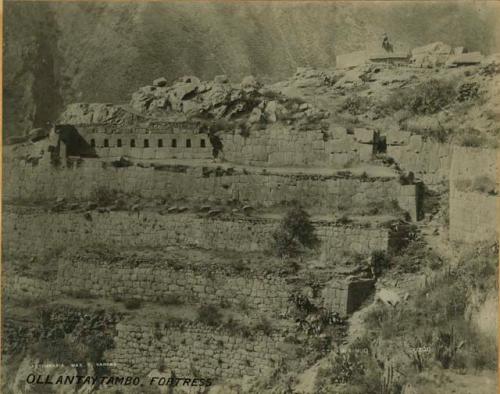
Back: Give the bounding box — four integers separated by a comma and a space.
90, 185, 119, 206
196, 304, 222, 327
272, 204, 319, 257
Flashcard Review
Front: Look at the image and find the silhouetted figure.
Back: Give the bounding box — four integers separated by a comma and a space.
382, 33, 394, 53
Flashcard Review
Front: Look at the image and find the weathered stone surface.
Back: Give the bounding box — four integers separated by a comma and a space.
106, 323, 292, 379
248, 107, 263, 123
3, 209, 393, 263
153, 77, 168, 87
376, 288, 401, 307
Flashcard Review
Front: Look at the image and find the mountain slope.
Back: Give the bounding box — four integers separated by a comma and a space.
4, 1, 499, 139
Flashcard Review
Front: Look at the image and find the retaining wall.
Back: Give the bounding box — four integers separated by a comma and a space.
56, 261, 292, 316
3, 157, 418, 219
3, 209, 392, 259
106, 322, 293, 379
221, 125, 370, 167
449, 146, 498, 243
385, 130, 452, 187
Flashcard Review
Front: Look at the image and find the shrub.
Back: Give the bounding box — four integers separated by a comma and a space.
238, 299, 249, 313
254, 317, 273, 336
223, 317, 252, 338
196, 304, 222, 327
342, 95, 372, 115
458, 129, 488, 147
472, 176, 497, 195
454, 179, 472, 191
319, 348, 376, 387
370, 250, 390, 275
454, 176, 497, 195
232, 259, 248, 273
70, 289, 94, 299
90, 186, 119, 206
386, 79, 457, 115
338, 214, 351, 224
159, 293, 183, 306
219, 298, 231, 309
123, 298, 142, 310
30, 339, 82, 365
456, 82, 479, 102
390, 238, 442, 274
272, 204, 319, 257
433, 327, 464, 369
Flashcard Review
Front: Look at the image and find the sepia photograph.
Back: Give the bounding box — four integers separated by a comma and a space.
1, 1, 499, 393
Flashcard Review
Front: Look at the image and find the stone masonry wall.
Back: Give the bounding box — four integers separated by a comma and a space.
2, 275, 60, 300
76, 122, 368, 167
56, 261, 291, 317
385, 130, 452, 188
106, 322, 292, 379
3, 156, 418, 218
82, 129, 212, 160
449, 146, 498, 243
221, 125, 372, 167
3, 209, 391, 260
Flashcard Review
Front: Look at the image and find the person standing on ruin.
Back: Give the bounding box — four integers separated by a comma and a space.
382, 33, 393, 52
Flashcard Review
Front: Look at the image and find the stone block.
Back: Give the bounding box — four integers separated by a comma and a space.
353, 128, 374, 144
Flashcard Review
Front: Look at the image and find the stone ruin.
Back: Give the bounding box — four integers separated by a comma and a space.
3, 39, 498, 386
336, 40, 490, 70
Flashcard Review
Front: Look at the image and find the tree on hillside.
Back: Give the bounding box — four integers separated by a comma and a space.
272, 204, 319, 258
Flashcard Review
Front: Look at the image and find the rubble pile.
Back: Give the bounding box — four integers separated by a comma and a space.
288, 67, 338, 88
129, 74, 329, 126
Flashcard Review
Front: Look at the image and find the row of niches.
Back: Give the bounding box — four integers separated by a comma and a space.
89, 136, 208, 149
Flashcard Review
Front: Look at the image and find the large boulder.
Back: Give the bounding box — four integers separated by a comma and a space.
248, 107, 263, 124
130, 89, 155, 112
241, 75, 261, 91
28, 127, 48, 142
201, 83, 231, 108
376, 288, 401, 307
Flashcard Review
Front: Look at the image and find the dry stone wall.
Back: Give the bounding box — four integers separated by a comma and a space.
385, 130, 452, 187
106, 322, 292, 379
4, 262, 375, 319
81, 129, 212, 160
56, 261, 291, 316
2, 274, 60, 300
222, 125, 371, 167
449, 146, 498, 243
3, 209, 392, 260
3, 157, 418, 218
